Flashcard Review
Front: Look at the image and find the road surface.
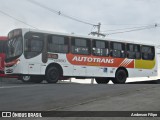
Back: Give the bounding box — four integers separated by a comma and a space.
0, 78, 160, 120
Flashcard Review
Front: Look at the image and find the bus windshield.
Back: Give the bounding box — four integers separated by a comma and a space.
6, 32, 23, 62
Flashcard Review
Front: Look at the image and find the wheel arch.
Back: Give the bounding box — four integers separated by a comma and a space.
45, 63, 63, 76
116, 67, 129, 78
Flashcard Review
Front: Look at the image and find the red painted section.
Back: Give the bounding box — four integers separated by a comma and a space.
0, 36, 7, 74
126, 60, 134, 68
0, 36, 18, 78
0, 36, 7, 41
0, 53, 5, 72
66, 53, 134, 68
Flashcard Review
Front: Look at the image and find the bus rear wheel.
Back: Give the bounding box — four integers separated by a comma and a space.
95, 78, 110, 84
46, 67, 59, 83
112, 69, 127, 84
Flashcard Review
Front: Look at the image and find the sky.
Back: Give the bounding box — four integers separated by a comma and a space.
0, 0, 160, 45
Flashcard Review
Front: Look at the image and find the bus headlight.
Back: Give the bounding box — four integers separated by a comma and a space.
14, 59, 20, 66
5, 59, 20, 67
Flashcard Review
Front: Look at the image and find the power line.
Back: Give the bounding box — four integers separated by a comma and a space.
101, 24, 154, 32
106, 25, 158, 35
103, 24, 159, 36
0, 9, 38, 29
27, 0, 104, 37
27, 0, 96, 26
101, 23, 151, 26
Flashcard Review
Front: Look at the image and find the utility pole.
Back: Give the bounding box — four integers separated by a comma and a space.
97, 22, 101, 37
90, 22, 106, 37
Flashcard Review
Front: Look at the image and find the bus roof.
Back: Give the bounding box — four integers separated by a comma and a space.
12, 28, 156, 46
0, 36, 7, 40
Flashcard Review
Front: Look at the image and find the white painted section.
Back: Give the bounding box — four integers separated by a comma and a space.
73, 66, 86, 76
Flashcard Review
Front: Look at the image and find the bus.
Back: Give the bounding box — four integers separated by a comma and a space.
0, 36, 18, 79
5, 28, 158, 84
0, 36, 7, 77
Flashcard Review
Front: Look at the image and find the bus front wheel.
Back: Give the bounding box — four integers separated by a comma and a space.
112, 69, 127, 84
46, 67, 59, 83
21, 76, 32, 83
95, 78, 110, 84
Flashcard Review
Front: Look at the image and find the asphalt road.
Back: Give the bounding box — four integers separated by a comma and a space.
0, 78, 160, 120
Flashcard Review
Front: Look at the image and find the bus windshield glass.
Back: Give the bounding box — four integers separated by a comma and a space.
6, 29, 23, 62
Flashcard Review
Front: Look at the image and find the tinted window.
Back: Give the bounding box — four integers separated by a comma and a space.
110, 42, 126, 58
92, 40, 109, 56
52, 36, 65, 44
71, 38, 90, 55
5, 29, 23, 62
96, 41, 105, 48
113, 43, 123, 50
141, 46, 155, 60
30, 39, 42, 52
0, 41, 4, 53
127, 44, 141, 59
24, 32, 44, 59
6, 36, 23, 60
75, 39, 86, 47
48, 35, 68, 53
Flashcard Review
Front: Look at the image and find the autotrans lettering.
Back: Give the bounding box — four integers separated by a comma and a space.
66, 54, 134, 68
72, 56, 114, 64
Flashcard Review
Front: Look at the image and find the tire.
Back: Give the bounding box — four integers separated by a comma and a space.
112, 69, 127, 84
21, 76, 32, 83
95, 78, 110, 84
46, 67, 60, 83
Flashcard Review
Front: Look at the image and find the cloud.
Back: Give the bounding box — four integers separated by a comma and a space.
0, 0, 160, 45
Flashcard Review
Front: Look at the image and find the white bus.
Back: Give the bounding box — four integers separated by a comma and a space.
5, 28, 158, 84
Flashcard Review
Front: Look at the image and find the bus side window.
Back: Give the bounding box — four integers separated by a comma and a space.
135, 45, 141, 59
47, 35, 69, 53
71, 38, 90, 55
110, 42, 126, 58
92, 40, 109, 56
24, 32, 44, 59
141, 46, 155, 60
127, 44, 141, 59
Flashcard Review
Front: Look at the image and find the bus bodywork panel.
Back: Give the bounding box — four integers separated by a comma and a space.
6, 53, 157, 78
5, 28, 158, 80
